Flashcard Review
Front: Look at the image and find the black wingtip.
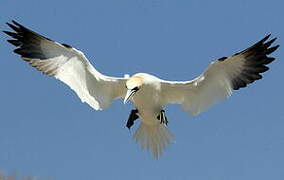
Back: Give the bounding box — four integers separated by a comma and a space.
264, 34, 271, 40
7, 39, 21, 46
249, 34, 272, 50
6, 22, 19, 31
3, 30, 21, 40
263, 57, 275, 65
3, 30, 9, 34
264, 37, 277, 48
13, 48, 23, 55
11, 20, 21, 27
3, 30, 14, 36
266, 45, 280, 55
5, 20, 19, 28
259, 34, 271, 44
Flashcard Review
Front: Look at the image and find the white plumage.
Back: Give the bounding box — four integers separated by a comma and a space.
4, 21, 279, 158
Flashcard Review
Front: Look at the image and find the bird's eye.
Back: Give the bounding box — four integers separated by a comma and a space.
132, 87, 139, 91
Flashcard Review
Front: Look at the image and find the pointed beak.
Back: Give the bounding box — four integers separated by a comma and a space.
124, 89, 137, 104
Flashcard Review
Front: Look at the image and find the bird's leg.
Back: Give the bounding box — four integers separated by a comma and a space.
126, 109, 139, 129
157, 110, 168, 126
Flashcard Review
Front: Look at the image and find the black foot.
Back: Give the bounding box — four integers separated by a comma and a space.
126, 109, 139, 129
157, 110, 168, 126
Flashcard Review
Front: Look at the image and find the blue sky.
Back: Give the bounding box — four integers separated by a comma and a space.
0, 0, 283, 179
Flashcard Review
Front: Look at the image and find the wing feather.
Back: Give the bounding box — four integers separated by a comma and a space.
4, 20, 127, 110
161, 35, 279, 115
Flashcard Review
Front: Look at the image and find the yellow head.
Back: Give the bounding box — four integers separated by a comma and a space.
124, 76, 143, 104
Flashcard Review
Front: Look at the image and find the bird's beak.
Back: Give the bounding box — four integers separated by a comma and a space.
124, 89, 137, 104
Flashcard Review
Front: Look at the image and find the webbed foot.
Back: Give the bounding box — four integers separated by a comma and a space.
126, 109, 139, 129
157, 110, 168, 126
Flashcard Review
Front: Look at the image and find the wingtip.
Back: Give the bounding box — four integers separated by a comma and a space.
273, 44, 280, 49
266, 44, 280, 55
2, 31, 19, 39
273, 44, 280, 50
263, 37, 277, 49
2, 30, 11, 36
11, 20, 20, 26
9, 20, 26, 30
5, 20, 17, 26
270, 37, 277, 43
6, 22, 20, 32
7, 39, 21, 47
261, 34, 271, 43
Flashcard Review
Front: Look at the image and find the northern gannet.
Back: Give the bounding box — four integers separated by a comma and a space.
4, 21, 279, 158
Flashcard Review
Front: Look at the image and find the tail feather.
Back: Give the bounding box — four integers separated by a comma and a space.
133, 122, 174, 158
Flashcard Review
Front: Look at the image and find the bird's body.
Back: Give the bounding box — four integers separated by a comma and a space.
123, 73, 174, 157
128, 74, 162, 124
4, 21, 279, 158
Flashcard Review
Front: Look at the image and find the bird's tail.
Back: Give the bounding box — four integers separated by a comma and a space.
133, 122, 174, 158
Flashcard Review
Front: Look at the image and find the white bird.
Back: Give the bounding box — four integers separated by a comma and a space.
4, 21, 279, 158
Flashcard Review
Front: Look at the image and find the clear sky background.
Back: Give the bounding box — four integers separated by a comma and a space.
0, 0, 283, 180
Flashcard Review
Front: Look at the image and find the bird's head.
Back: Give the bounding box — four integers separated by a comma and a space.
124, 76, 143, 104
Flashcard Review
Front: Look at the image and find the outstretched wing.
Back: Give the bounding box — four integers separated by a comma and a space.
161, 35, 279, 115
4, 20, 127, 110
